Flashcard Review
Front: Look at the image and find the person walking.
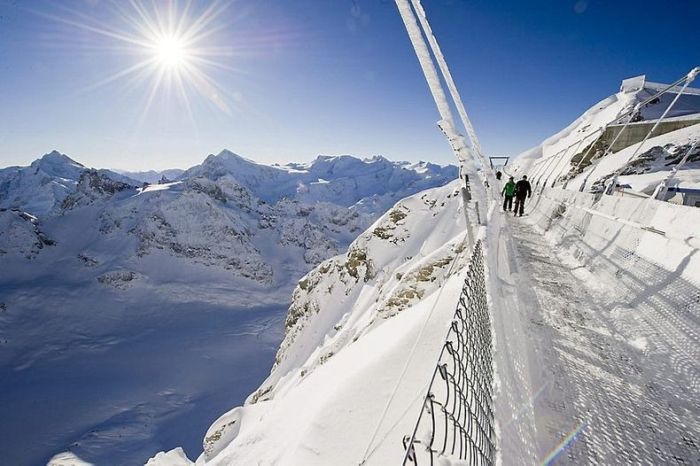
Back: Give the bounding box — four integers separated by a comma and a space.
513, 175, 532, 217
501, 176, 516, 211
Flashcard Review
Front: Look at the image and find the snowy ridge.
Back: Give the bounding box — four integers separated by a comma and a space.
258, 181, 468, 399
571, 123, 700, 193
0, 150, 140, 216
510, 93, 634, 173
0, 150, 457, 285
0, 151, 86, 216
148, 180, 475, 465
183, 150, 457, 211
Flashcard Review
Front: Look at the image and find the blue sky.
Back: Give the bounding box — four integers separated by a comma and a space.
0, 0, 698, 170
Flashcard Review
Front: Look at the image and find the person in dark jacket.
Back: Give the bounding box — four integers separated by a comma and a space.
501, 176, 516, 211
495, 170, 502, 180
513, 175, 532, 217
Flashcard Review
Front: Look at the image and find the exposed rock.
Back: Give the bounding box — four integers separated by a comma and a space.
97, 270, 138, 289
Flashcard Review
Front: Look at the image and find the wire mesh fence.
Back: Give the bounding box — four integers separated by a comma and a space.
402, 239, 495, 465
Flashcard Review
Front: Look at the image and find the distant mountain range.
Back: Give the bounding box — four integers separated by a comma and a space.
114, 169, 185, 184
0, 149, 457, 283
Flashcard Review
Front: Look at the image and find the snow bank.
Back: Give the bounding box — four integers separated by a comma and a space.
526, 188, 700, 284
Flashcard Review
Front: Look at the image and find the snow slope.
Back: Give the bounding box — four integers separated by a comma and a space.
572, 123, 700, 193
146, 180, 475, 465
0, 150, 457, 465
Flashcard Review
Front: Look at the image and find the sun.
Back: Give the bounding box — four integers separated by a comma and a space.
153, 35, 188, 68
40, 0, 236, 115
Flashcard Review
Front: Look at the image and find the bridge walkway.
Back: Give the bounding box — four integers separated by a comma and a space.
506, 214, 699, 464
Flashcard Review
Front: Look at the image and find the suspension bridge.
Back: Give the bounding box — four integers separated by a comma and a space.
358, 1, 700, 464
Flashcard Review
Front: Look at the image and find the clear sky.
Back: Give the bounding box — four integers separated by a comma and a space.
0, 0, 698, 170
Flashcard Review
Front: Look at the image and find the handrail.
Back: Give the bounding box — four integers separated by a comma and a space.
401, 240, 495, 465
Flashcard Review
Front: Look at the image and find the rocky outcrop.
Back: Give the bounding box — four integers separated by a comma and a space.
0, 208, 55, 258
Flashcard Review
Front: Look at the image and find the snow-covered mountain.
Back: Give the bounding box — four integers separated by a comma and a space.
509, 75, 700, 195
0, 149, 457, 466
0, 150, 143, 216
181, 150, 454, 212
1, 149, 456, 285
144, 179, 471, 466
0, 150, 86, 216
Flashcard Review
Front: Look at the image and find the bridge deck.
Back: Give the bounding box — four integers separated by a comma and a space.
507, 215, 698, 464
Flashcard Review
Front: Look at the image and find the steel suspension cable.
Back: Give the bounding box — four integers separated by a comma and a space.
409, 0, 491, 179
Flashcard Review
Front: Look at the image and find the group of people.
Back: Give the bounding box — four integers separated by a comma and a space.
495, 170, 532, 217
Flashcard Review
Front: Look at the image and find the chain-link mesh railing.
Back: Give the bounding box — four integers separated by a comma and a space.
401, 240, 495, 465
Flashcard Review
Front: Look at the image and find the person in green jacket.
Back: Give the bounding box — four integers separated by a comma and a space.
501, 176, 516, 211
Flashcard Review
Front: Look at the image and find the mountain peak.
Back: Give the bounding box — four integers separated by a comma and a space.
208, 149, 257, 165
31, 151, 85, 180
39, 150, 83, 167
